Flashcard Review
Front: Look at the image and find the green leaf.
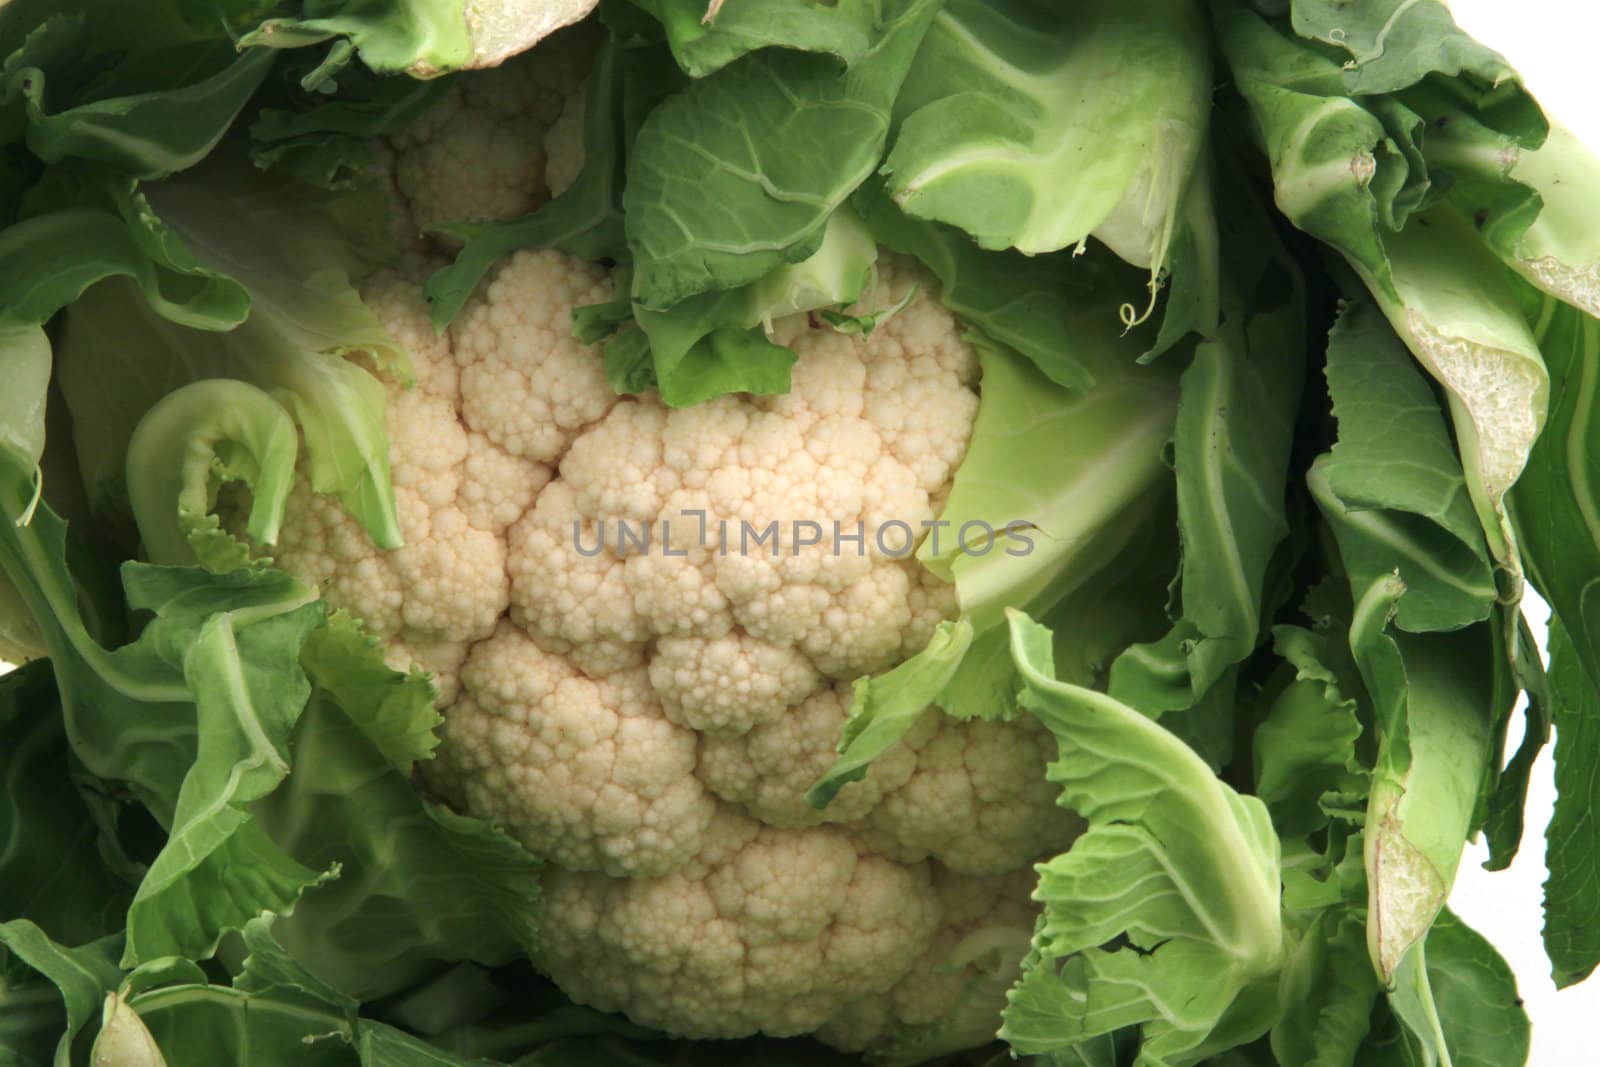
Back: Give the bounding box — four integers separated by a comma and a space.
16, 43, 275, 180
0, 922, 121, 1067
1542, 618, 1600, 987
1371, 910, 1531, 1067
254, 694, 541, 1001
121, 564, 327, 966
249, 67, 447, 189
0, 203, 249, 336
0, 563, 46, 666
1506, 283, 1600, 910
1309, 297, 1496, 632
423, 42, 678, 329
624, 0, 939, 309
621, 204, 876, 404
1001, 611, 1283, 1067
1419, 911, 1530, 1067
239, 0, 575, 85
0, 662, 135, 947
1344, 577, 1498, 982
1254, 625, 1368, 838
1271, 911, 1380, 1067
921, 326, 1177, 630
298, 610, 443, 774
123, 379, 300, 572
852, 177, 1101, 391
806, 617, 974, 810
1479, 612, 1550, 869
124, 980, 356, 1066
0, 325, 50, 468
1489, 124, 1600, 316
1289, 0, 1526, 95
884, 0, 1210, 276
59, 154, 404, 550
1220, 4, 1549, 581
1109, 188, 1304, 717
0, 446, 330, 968
631, 0, 875, 77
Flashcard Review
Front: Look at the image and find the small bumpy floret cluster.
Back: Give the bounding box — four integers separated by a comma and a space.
265, 44, 1076, 1051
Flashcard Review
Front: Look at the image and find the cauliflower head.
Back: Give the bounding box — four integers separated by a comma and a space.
257, 97, 1076, 1049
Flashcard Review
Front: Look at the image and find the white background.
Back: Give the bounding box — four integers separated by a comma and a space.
1440, 5, 1600, 1066
2, 3, 1597, 1064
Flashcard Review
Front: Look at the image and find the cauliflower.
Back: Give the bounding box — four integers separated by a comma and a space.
381, 21, 596, 250
257, 237, 1077, 1047
188, 43, 1081, 1047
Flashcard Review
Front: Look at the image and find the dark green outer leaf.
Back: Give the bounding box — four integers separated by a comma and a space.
1312, 297, 1494, 633
0, 662, 135, 947
0, 447, 332, 967
1289, 0, 1528, 95
1479, 612, 1549, 869
0, 205, 247, 334
1108, 178, 1304, 719
15, 45, 274, 180
1542, 619, 1600, 987
1510, 295, 1600, 983
121, 564, 327, 966
0, 922, 121, 1067
1418, 911, 1529, 1067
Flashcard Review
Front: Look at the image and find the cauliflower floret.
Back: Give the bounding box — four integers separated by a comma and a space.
430, 621, 717, 877
817, 867, 1040, 1053
541, 823, 943, 1039
385, 23, 597, 247
542, 85, 586, 197
696, 685, 930, 826
452, 250, 618, 464
268, 277, 515, 683
864, 715, 1080, 875
259, 243, 1067, 1052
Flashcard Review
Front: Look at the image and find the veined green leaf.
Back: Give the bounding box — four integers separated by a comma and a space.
0, 922, 122, 1067
1002, 611, 1283, 1067
927, 333, 1176, 631
1290, 0, 1528, 95
619, 205, 877, 405
1309, 298, 1495, 632
1367, 910, 1530, 1067
806, 618, 974, 810
632, 0, 875, 78
0, 445, 331, 967
1541, 618, 1600, 987
885, 0, 1209, 292
1220, 3, 1548, 582
624, 0, 938, 308
1109, 180, 1304, 718
852, 178, 1102, 390
1344, 577, 1497, 983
